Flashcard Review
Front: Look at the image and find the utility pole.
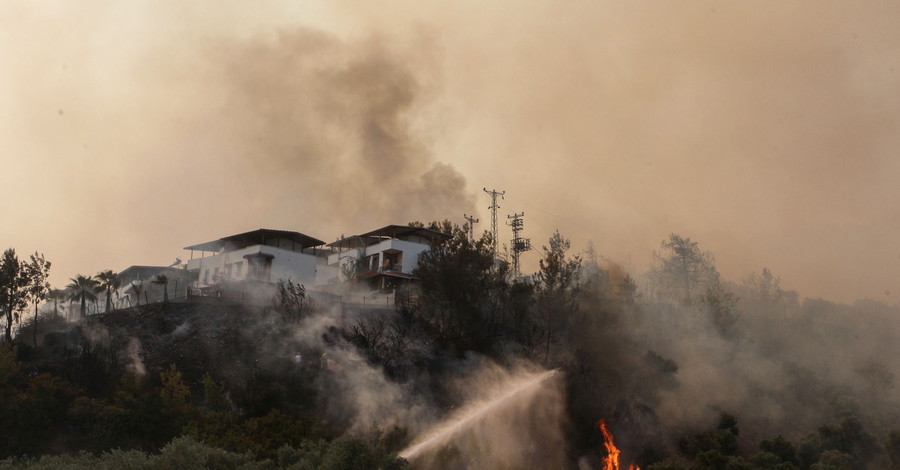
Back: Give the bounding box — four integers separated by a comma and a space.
463, 213, 479, 242
483, 188, 505, 254
507, 212, 531, 276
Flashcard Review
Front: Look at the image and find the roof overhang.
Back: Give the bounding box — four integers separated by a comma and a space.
358, 225, 451, 243
184, 229, 325, 252
326, 235, 380, 250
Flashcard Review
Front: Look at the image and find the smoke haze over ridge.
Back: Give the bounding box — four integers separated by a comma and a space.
2, 1, 900, 303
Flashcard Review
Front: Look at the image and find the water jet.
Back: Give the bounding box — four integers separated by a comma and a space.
399, 368, 560, 461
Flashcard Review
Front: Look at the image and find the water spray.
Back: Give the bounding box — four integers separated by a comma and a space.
399, 368, 560, 461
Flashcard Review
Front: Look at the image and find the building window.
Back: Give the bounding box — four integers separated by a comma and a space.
235, 261, 243, 277
383, 253, 401, 271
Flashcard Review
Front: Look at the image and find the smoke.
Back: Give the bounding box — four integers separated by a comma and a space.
5, 1, 900, 302
121, 336, 147, 376
2, 7, 475, 288
405, 364, 566, 468
279, 304, 569, 467
319, 0, 900, 303
582, 274, 900, 462
182, 28, 475, 231
509, 232, 900, 466
7, 3, 900, 463
288, 308, 431, 435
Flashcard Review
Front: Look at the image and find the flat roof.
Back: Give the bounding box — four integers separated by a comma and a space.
326, 234, 380, 249
118, 265, 183, 278
326, 225, 451, 249
184, 228, 325, 252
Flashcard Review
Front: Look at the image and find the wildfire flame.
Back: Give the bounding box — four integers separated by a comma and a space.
598, 419, 640, 470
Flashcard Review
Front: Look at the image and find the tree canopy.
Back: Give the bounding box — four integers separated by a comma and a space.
652, 234, 718, 304
96, 270, 121, 313
66, 274, 99, 318
0, 249, 30, 343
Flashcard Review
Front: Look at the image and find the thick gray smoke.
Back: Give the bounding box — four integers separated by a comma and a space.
149, 28, 475, 246
188, 29, 475, 232
283, 304, 567, 468
7, 1, 900, 302
586, 257, 900, 464
3, 14, 476, 287
287, 307, 433, 435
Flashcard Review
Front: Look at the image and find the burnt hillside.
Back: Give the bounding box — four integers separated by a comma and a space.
22, 294, 386, 423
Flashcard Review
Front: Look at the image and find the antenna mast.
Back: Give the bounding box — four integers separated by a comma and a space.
507, 212, 531, 276
483, 188, 505, 254
463, 213, 479, 242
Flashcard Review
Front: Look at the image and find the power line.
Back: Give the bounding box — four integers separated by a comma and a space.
463, 213, 479, 242
507, 212, 531, 276
483, 188, 505, 255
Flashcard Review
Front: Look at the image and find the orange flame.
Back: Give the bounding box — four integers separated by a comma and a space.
598, 419, 640, 470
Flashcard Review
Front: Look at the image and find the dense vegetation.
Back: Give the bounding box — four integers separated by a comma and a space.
3, 225, 900, 469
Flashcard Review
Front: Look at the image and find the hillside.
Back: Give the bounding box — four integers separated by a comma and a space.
6, 229, 900, 469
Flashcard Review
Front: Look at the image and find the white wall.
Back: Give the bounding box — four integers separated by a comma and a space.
368, 239, 430, 273
268, 247, 318, 285
187, 244, 319, 287
315, 265, 340, 286
324, 239, 431, 275
327, 247, 364, 267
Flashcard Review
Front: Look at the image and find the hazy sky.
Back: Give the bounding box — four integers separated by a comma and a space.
2, 1, 899, 303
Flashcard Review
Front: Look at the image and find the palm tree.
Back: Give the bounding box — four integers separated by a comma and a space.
130, 281, 144, 307
152, 274, 169, 303
48, 288, 66, 318
64, 287, 75, 319
66, 274, 99, 319
96, 270, 121, 313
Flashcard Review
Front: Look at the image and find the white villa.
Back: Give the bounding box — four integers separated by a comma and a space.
183, 225, 449, 300
184, 229, 327, 292
324, 224, 450, 292
117, 265, 192, 307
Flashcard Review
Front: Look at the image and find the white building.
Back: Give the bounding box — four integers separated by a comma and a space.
181, 225, 450, 305
115, 265, 193, 308
324, 224, 450, 292
184, 229, 326, 292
